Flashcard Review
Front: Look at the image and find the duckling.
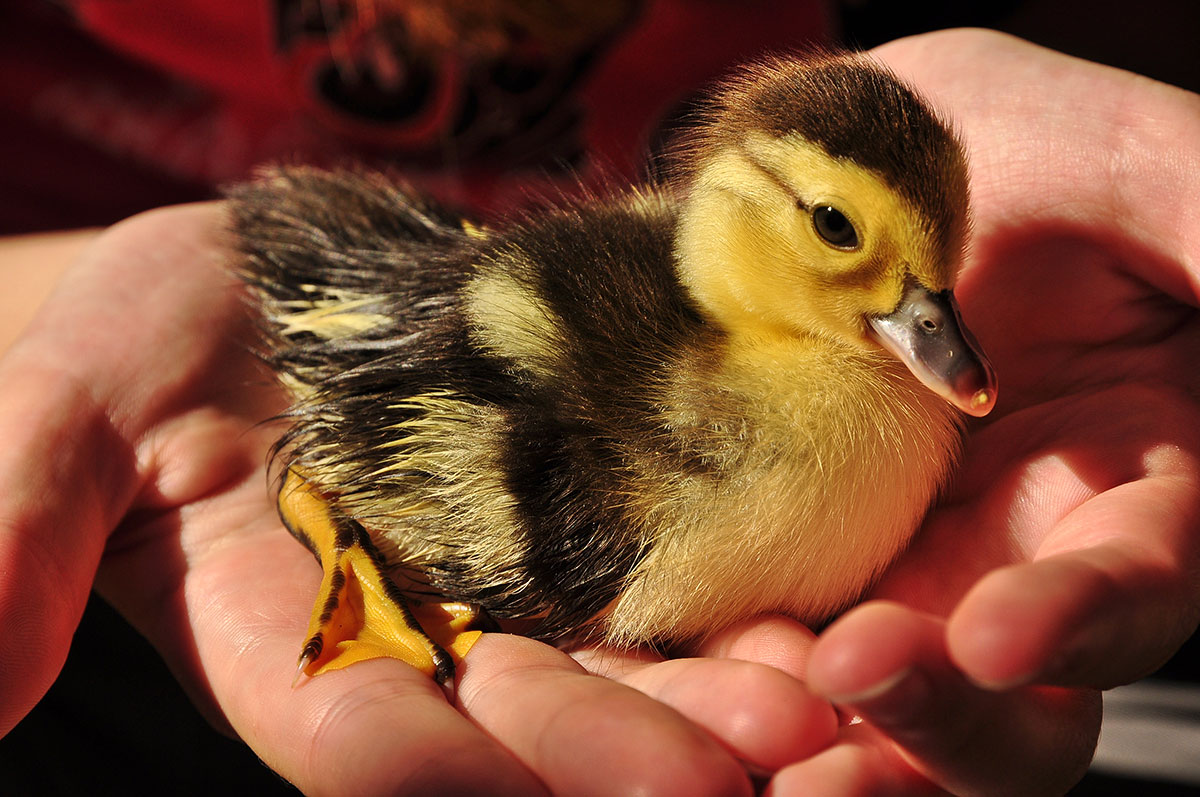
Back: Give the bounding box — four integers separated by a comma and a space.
231, 51, 997, 685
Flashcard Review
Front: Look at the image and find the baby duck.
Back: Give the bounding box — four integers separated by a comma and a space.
231, 51, 996, 685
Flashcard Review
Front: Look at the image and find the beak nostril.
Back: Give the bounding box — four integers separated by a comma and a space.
867, 285, 996, 416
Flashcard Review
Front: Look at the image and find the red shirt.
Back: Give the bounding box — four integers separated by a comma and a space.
1, 0, 829, 232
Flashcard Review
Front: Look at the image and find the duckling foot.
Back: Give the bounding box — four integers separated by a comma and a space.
277, 470, 485, 685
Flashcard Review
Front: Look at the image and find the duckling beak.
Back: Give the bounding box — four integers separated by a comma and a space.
867, 284, 997, 417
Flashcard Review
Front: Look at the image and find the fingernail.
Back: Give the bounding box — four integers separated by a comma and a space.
965, 671, 1033, 691
967, 650, 1067, 692
830, 667, 933, 726
826, 666, 911, 703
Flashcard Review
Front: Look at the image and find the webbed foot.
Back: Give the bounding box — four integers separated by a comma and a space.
278, 469, 485, 684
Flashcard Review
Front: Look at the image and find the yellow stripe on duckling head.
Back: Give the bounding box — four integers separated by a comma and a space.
675, 132, 955, 350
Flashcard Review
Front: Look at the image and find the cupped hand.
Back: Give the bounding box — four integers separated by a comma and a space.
0, 204, 840, 794
770, 28, 1200, 796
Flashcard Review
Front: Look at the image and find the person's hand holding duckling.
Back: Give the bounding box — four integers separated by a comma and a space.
1, 27, 1198, 797
758, 28, 1200, 795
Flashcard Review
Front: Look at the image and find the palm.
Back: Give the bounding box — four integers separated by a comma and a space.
883, 217, 1200, 612
869, 31, 1200, 682
767, 32, 1200, 794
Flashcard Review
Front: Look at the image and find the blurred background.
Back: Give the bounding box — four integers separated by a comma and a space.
1, 1, 1197, 793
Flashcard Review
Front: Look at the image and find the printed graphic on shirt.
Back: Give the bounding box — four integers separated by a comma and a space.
270, 0, 641, 170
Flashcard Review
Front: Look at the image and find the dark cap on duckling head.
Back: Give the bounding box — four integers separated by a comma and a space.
687, 52, 970, 272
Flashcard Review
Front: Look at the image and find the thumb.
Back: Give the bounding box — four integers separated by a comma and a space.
0, 360, 139, 734
0, 205, 226, 734
807, 602, 1100, 796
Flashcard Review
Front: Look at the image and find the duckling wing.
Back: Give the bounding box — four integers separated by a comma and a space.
230, 165, 476, 392
450, 193, 729, 640
232, 171, 721, 645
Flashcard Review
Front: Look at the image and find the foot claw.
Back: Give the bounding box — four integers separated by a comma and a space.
291, 629, 325, 686
292, 654, 313, 688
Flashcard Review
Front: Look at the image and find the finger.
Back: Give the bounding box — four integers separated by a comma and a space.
0, 361, 139, 735
766, 724, 943, 797
610, 656, 836, 774
178, 511, 547, 795
254, 661, 543, 796
569, 616, 835, 773
458, 635, 753, 796
807, 602, 1101, 797
698, 613, 820, 682
949, 536, 1200, 691
568, 641, 665, 679
948, 421, 1200, 690
570, 614, 818, 685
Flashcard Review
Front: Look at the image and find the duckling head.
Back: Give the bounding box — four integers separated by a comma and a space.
674, 53, 996, 416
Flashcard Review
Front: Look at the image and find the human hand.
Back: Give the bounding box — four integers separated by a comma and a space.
0, 205, 843, 794
766, 29, 1200, 795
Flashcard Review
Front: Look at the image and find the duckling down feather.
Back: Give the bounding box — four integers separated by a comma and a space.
232, 51, 994, 652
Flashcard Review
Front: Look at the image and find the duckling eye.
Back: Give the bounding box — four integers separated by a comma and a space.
812, 206, 859, 250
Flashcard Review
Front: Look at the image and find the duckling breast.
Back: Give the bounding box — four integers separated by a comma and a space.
604, 331, 963, 647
